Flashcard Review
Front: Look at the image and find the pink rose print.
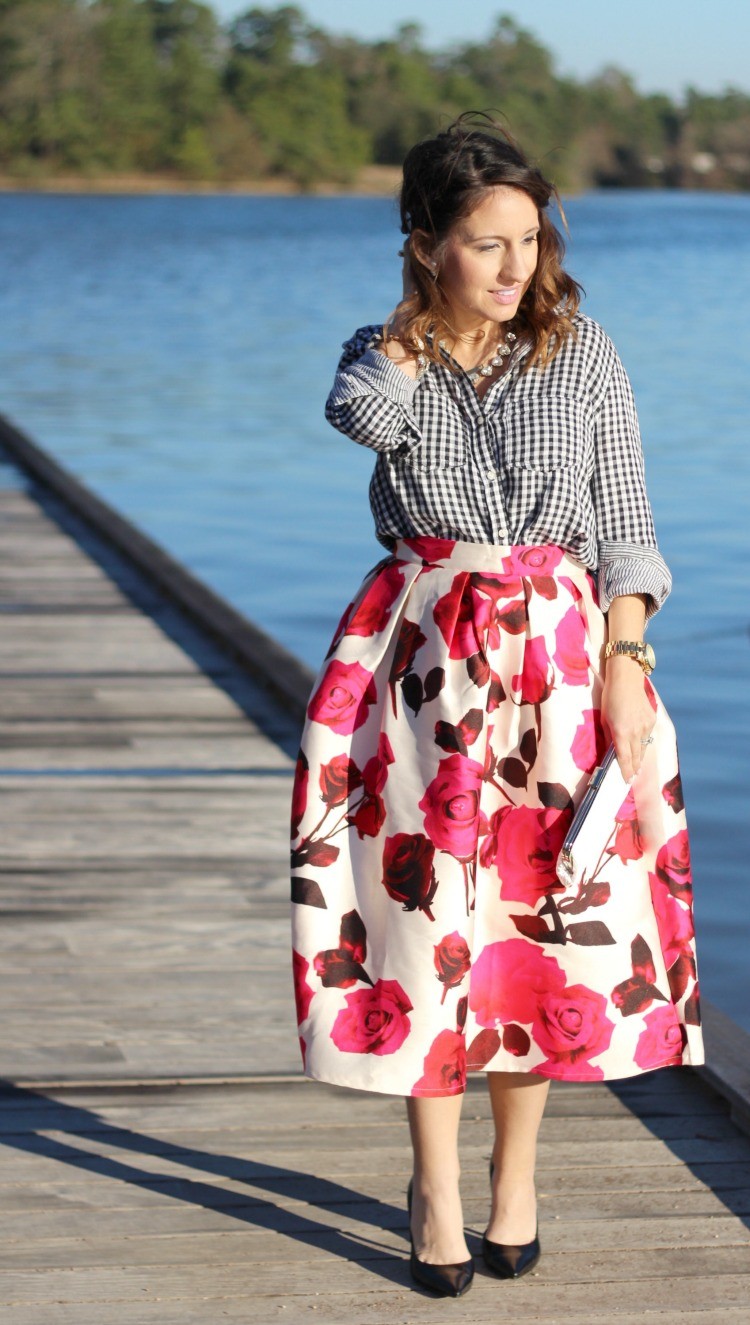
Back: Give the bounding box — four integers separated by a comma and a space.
512, 636, 554, 704
553, 605, 590, 686
419, 753, 489, 861
433, 573, 493, 659
307, 660, 376, 735
319, 754, 363, 807
292, 949, 314, 1023
571, 707, 608, 772
468, 938, 566, 1028
650, 874, 695, 967
382, 833, 438, 918
502, 545, 564, 576
434, 931, 471, 1002
654, 829, 693, 901
330, 978, 412, 1056
345, 560, 405, 637
608, 790, 645, 863
412, 1028, 466, 1094
403, 536, 457, 562
480, 804, 568, 905
290, 749, 309, 838
633, 1004, 686, 1070
533, 984, 614, 1071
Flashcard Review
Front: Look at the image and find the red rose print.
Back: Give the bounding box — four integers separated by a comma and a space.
326, 599, 355, 655
290, 749, 309, 838
291, 838, 339, 869
502, 546, 564, 576
345, 560, 405, 637
512, 636, 554, 704
649, 874, 695, 967
571, 708, 607, 772
471, 571, 524, 605
643, 676, 658, 712
434, 931, 471, 1002
533, 983, 614, 1069
388, 619, 427, 711
608, 790, 645, 863
662, 772, 685, 813
382, 832, 438, 918
468, 938, 567, 1028
362, 733, 396, 795
330, 978, 413, 1056
348, 793, 386, 839
503, 1022, 532, 1056
419, 753, 489, 861
553, 605, 590, 686
292, 949, 314, 1023
319, 754, 363, 807
403, 536, 457, 562
412, 1028, 466, 1094
633, 1004, 686, 1070
307, 660, 377, 735
654, 830, 693, 901
480, 804, 568, 905
433, 573, 494, 659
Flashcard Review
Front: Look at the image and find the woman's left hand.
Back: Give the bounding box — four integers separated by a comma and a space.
601, 655, 656, 782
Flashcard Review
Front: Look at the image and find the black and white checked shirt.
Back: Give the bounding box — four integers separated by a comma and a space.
325, 313, 671, 619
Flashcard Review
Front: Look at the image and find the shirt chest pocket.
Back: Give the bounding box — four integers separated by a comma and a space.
397, 383, 468, 471
500, 394, 590, 472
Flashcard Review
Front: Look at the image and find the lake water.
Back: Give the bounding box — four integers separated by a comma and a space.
1, 190, 749, 1035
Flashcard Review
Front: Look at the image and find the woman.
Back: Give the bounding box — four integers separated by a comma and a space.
290, 116, 703, 1297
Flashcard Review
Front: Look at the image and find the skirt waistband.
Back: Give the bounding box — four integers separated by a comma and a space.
394, 536, 589, 579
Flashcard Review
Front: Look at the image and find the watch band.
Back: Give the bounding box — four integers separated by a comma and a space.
604, 640, 656, 675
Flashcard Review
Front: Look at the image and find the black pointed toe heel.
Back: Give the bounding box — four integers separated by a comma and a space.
406, 1179, 474, 1298
484, 1159, 541, 1279
482, 1229, 541, 1279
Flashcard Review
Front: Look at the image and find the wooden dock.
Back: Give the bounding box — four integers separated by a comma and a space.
1, 441, 749, 1322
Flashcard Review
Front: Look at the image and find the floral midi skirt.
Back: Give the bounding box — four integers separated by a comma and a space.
290, 537, 704, 1096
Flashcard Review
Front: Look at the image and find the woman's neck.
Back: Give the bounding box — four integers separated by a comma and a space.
444, 320, 506, 371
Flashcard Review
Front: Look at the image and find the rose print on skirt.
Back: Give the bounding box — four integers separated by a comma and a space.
290, 539, 704, 1096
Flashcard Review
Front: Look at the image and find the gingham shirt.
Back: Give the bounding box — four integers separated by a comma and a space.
325, 313, 671, 619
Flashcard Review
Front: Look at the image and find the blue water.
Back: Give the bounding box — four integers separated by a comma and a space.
1, 190, 749, 1034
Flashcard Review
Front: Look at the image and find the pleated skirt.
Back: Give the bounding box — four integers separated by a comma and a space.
290, 537, 704, 1096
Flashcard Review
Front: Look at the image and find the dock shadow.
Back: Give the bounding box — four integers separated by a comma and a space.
606, 1065, 750, 1230
0, 1082, 414, 1289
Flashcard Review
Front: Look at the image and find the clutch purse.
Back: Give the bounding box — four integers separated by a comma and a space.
556, 745, 630, 891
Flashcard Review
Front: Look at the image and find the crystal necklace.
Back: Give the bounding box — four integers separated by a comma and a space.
459, 328, 517, 386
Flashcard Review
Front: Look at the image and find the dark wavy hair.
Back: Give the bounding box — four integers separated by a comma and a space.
389, 113, 581, 371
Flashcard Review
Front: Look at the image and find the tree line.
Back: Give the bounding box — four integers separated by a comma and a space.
1, 1, 748, 190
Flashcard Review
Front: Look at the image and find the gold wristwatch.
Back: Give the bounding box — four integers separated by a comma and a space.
603, 639, 656, 675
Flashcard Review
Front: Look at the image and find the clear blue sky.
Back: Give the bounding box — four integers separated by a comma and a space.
212, 1, 748, 97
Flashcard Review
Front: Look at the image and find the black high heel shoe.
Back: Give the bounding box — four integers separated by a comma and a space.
406, 1178, 474, 1297
483, 1160, 541, 1279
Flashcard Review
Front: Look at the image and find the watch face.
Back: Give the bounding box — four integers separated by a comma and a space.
643, 643, 656, 671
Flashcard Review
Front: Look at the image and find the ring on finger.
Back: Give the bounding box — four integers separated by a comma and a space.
640, 734, 655, 746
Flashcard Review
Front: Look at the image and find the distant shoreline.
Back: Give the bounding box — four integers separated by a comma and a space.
0, 165, 403, 198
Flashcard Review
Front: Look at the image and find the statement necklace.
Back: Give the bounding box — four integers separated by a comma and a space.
460, 328, 517, 386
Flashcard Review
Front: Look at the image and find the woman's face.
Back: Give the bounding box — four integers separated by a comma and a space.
431, 186, 540, 335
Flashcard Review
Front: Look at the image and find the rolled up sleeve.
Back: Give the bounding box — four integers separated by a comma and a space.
592, 350, 672, 622
325, 329, 423, 455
